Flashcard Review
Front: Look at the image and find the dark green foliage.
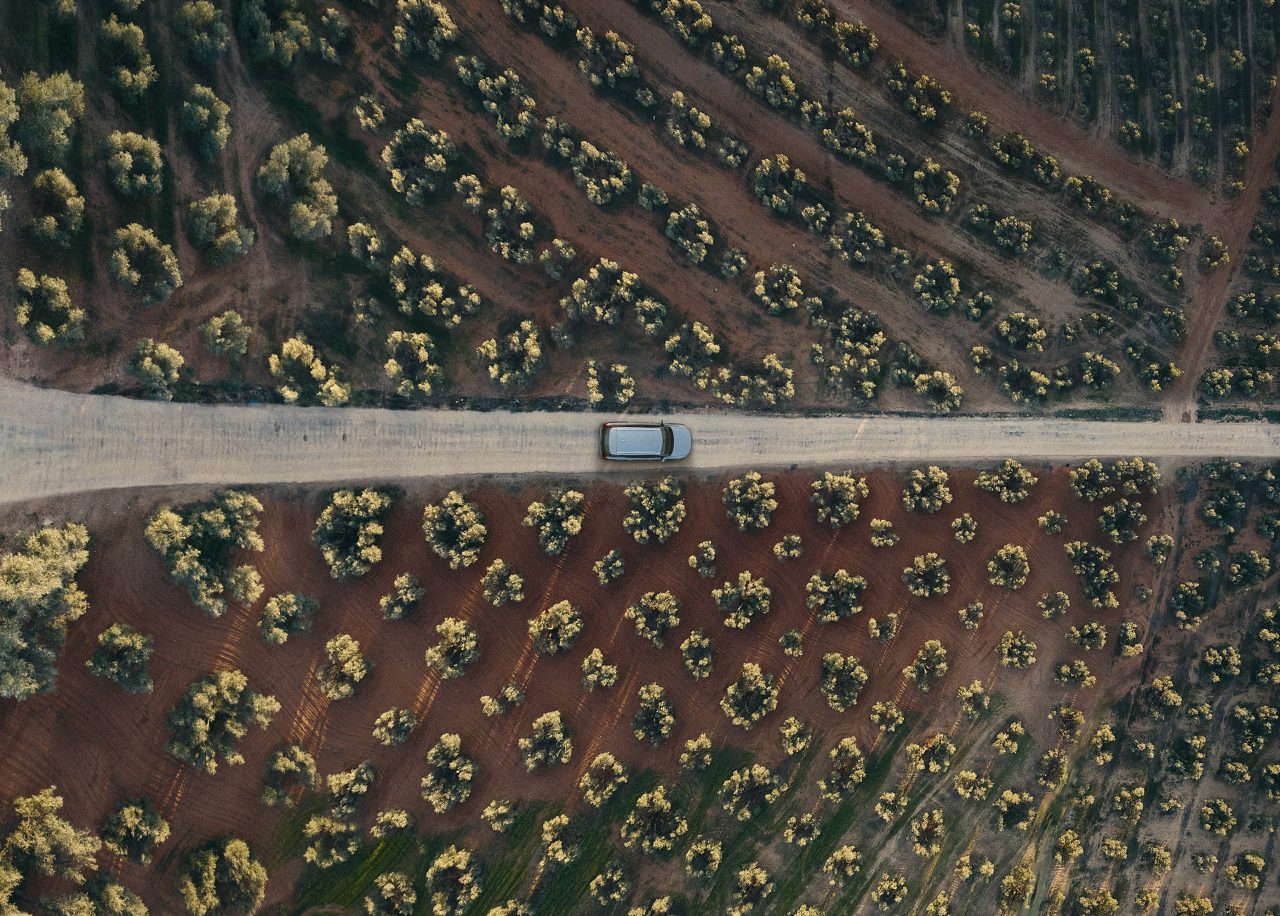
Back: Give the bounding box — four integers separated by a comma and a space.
901, 466, 952, 513
302, 815, 359, 869
528, 600, 582, 655
176, 1, 231, 66
13, 268, 82, 345
820, 652, 868, 711
975, 460, 1038, 503
257, 134, 338, 241
811, 471, 869, 527
239, 0, 311, 68
721, 662, 779, 729
623, 477, 686, 544
806, 569, 867, 623
2, 786, 100, 897
424, 617, 480, 678
421, 733, 476, 814
109, 224, 182, 305
85, 623, 152, 693
26, 169, 83, 247
380, 572, 424, 621
187, 194, 254, 264
317, 634, 369, 699
145, 491, 264, 617
261, 743, 318, 808
99, 15, 157, 103
381, 119, 457, 205
0, 523, 90, 701
625, 591, 681, 647
327, 760, 376, 818
127, 338, 185, 400
520, 711, 572, 770
1064, 541, 1120, 608
422, 491, 487, 569
100, 797, 169, 864
258, 592, 316, 645
523, 488, 585, 556
723, 471, 777, 530
181, 85, 231, 161
15, 72, 85, 161
166, 670, 279, 773
313, 489, 392, 580
394, 0, 459, 60
714, 570, 771, 629
632, 683, 676, 745
902, 552, 950, 597
176, 837, 268, 916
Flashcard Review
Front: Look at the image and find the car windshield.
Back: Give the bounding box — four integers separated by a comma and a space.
661, 426, 674, 454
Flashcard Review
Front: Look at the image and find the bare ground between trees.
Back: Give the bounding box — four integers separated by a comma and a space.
0, 467, 1160, 911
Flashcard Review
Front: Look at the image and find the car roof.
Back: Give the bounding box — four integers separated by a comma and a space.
606, 425, 666, 456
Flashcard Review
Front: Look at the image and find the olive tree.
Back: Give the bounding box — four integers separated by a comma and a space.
181, 84, 230, 161
806, 569, 867, 623
188, 193, 255, 264
380, 573, 424, 620
902, 640, 948, 691
519, 710, 572, 770
477, 320, 544, 389
902, 466, 952, 512
381, 118, 457, 205
524, 489, 585, 555
420, 733, 476, 813
393, 0, 458, 60
714, 571, 771, 628
723, 471, 777, 530
988, 544, 1030, 589
15, 71, 85, 161
26, 169, 83, 247
257, 134, 338, 241
623, 477, 686, 544
633, 683, 676, 745
316, 634, 369, 700
529, 600, 582, 655
625, 591, 681, 647
177, 837, 267, 916
424, 617, 479, 678
313, 489, 392, 580
721, 662, 778, 729
423, 491, 487, 568
811, 471, 869, 527
902, 553, 951, 597
821, 652, 868, 711
101, 796, 169, 864
127, 338, 184, 400
86, 623, 153, 693
268, 336, 349, 406
176, 1, 230, 66
14, 269, 83, 345
256, 591, 313, 647
166, 669, 279, 773
99, 16, 157, 102
109, 224, 182, 305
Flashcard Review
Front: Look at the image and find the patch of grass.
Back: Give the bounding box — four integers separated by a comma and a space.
765, 728, 911, 914
289, 832, 421, 914
465, 803, 546, 915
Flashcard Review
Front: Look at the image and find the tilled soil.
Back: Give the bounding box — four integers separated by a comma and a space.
0, 468, 1160, 910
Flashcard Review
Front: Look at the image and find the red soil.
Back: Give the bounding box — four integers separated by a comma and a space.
0, 467, 1160, 910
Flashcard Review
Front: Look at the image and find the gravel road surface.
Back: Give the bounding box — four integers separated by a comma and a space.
4, 380, 1278, 503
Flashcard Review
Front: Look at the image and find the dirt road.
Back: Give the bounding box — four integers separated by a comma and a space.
4, 379, 1278, 503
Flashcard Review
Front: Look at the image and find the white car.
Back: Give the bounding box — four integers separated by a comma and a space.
600, 421, 692, 461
